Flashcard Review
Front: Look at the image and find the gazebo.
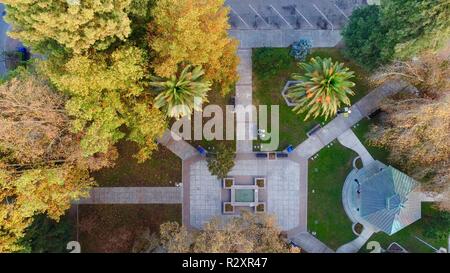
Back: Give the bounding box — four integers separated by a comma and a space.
344, 161, 422, 235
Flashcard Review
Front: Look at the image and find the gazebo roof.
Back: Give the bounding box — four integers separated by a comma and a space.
360, 166, 421, 235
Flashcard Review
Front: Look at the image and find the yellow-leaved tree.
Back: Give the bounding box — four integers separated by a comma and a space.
0, 72, 97, 252
4, 0, 133, 53
149, 0, 239, 94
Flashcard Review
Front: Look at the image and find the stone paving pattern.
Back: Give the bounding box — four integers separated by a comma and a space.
76, 187, 182, 204
189, 158, 301, 231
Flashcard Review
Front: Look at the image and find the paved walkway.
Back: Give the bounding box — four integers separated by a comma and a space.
293, 80, 416, 159
75, 187, 182, 204
290, 232, 334, 253
336, 226, 375, 253
235, 49, 256, 153
157, 130, 197, 160
337, 129, 374, 166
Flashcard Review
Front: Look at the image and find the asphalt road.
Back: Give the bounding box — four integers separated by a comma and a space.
226, 0, 366, 30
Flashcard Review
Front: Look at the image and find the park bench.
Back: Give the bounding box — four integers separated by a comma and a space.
306, 124, 322, 137
276, 153, 288, 158
255, 153, 268, 158
368, 108, 382, 119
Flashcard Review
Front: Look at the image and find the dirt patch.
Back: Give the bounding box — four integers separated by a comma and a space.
77, 204, 181, 253
92, 141, 182, 187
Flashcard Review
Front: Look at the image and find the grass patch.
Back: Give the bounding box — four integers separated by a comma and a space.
189, 89, 236, 151
360, 203, 449, 253
252, 47, 372, 150
307, 141, 357, 250
353, 117, 390, 161
77, 204, 181, 253
92, 141, 181, 187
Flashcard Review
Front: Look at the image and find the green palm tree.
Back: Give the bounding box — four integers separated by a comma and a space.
151, 65, 211, 119
288, 57, 356, 120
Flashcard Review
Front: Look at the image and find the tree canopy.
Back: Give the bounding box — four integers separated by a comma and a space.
382, 0, 450, 59
0, 72, 99, 252
368, 52, 450, 210
289, 57, 355, 120
149, 0, 239, 94
342, 5, 389, 70
342, 0, 450, 69
160, 212, 299, 253
43, 46, 167, 162
4, 0, 133, 54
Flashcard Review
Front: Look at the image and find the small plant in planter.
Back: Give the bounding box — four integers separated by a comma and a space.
353, 223, 364, 235
224, 203, 234, 213
223, 178, 234, 188
256, 203, 265, 213
255, 178, 265, 188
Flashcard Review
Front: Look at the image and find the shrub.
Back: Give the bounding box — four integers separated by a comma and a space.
290, 39, 312, 61
207, 143, 235, 179
341, 5, 391, 70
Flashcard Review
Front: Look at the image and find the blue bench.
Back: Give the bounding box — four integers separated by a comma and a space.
255, 153, 268, 158
276, 153, 288, 158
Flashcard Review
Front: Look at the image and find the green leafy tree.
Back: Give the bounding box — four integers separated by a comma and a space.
43, 46, 167, 162
151, 65, 211, 119
382, 0, 450, 59
288, 57, 355, 120
18, 214, 74, 253
342, 5, 390, 70
4, 0, 133, 54
343, 1, 450, 67
206, 143, 235, 179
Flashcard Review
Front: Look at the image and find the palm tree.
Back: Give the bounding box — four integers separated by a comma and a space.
151, 65, 211, 119
288, 57, 356, 120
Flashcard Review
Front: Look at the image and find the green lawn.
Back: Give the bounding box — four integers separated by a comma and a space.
92, 141, 182, 187
252, 47, 372, 150
353, 117, 390, 162
188, 88, 236, 152
307, 141, 357, 250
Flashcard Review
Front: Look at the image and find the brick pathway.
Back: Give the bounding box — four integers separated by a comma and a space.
75, 187, 182, 204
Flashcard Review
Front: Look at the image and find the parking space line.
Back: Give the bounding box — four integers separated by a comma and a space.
333, 3, 349, 20
248, 4, 270, 27
294, 8, 314, 28
313, 4, 334, 30
269, 5, 294, 29
230, 7, 250, 28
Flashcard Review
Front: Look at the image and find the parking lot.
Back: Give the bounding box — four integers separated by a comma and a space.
226, 0, 367, 30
